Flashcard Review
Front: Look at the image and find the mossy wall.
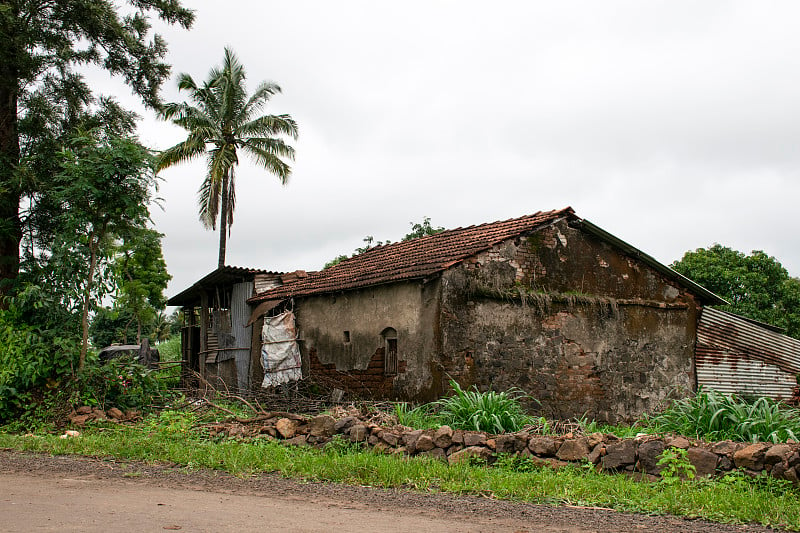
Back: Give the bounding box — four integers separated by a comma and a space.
439, 219, 698, 423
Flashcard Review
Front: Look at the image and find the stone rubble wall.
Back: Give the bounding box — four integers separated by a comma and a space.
204, 413, 800, 484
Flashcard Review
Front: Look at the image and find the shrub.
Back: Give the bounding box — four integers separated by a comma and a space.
657, 447, 696, 484
433, 380, 532, 433
646, 388, 800, 443
0, 309, 80, 422
76, 358, 163, 410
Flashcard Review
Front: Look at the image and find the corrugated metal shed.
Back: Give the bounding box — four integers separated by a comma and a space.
168, 266, 282, 307
696, 307, 800, 399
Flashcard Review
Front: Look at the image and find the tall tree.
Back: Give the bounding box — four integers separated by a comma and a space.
45, 130, 156, 369
672, 245, 800, 339
111, 227, 171, 343
0, 0, 193, 304
157, 48, 298, 268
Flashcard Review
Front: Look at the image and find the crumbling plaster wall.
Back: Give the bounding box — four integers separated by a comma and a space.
440, 219, 698, 423
295, 280, 441, 399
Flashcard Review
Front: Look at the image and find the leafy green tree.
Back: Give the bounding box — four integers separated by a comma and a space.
113, 227, 171, 343
90, 306, 137, 347
42, 131, 157, 369
672, 245, 800, 338
90, 227, 171, 346
157, 48, 298, 268
0, 0, 193, 304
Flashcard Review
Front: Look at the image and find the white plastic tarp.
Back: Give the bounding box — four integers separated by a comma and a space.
261, 311, 302, 387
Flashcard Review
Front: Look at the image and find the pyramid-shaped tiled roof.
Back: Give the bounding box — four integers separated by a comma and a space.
249, 208, 576, 302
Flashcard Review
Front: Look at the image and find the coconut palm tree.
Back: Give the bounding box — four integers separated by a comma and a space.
157, 48, 298, 268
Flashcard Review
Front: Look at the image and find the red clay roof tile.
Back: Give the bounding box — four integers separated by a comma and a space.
249, 208, 575, 302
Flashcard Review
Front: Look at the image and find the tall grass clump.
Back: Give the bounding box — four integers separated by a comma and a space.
434, 380, 532, 433
394, 402, 439, 429
646, 388, 800, 443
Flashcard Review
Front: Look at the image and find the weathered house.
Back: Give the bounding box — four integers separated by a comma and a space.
167, 266, 283, 390
245, 207, 724, 422
170, 208, 800, 422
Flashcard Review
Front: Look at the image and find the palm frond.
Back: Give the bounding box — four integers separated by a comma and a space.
237, 114, 298, 140
244, 136, 296, 160
226, 167, 235, 229
242, 142, 292, 184
236, 81, 281, 123
176, 73, 198, 92
156, 136, 207, 171
197, 163, 221, 230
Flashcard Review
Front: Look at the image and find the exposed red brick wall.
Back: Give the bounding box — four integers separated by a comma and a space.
308, 347, 406, 398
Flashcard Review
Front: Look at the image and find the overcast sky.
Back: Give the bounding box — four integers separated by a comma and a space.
96, 1, 800, 297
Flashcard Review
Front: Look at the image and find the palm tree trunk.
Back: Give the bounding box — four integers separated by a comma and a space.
218, 170, 229, 269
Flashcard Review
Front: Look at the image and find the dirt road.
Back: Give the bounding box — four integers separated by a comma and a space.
0, 450, 772, 532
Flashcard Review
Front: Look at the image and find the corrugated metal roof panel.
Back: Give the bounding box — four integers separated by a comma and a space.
169, 266, 283, 307
697, 307, 800, 374
696, 307, 800, 400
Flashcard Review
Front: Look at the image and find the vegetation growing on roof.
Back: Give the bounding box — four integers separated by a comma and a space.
324, 216, 445, 269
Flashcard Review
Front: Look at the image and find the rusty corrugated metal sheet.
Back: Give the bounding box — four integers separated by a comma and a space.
696, 307, 800, 400
231, 281, 254, 391
254, 273, 282, 295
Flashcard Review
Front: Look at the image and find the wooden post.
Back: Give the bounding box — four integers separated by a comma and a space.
200, 292, 209, 393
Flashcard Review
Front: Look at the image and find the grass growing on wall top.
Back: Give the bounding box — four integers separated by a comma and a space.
395, 380, 533, 433
644, 388, 800, 444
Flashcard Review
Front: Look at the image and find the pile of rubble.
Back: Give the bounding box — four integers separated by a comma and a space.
68, 406, 142, 426
200, 411, 800, 484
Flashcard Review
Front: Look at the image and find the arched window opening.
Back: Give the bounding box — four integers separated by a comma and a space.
381, 327, 398, 376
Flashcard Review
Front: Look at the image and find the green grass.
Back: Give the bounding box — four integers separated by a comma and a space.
1, 413, 799, 530
644, 389, 800, 443
395, 380, 533, 433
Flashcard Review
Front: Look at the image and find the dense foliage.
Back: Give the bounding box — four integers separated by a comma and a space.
76, 358, 164, 411
0, 304, 79, 420
0, 130, 164, 422
0, 0, 193, 300
91, 228, 171, 346
672, 245, 800, 338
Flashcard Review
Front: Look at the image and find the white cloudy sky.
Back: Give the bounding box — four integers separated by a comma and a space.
97, 1, 800, 297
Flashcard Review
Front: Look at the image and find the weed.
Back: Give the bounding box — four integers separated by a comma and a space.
394, 402, 439, 429
494, 453, 542, 473
324, 435, 364, 456
434, 380, 533, 433
657, 447, 696, 484
718, 469, 796, 496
